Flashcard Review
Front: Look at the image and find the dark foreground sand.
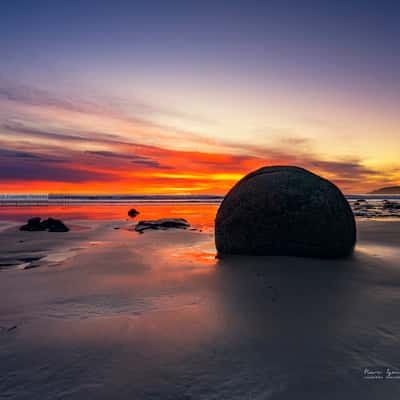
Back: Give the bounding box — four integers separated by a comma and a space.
1, 218, 400, 399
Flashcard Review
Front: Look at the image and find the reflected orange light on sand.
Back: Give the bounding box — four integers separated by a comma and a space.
0, 203, 219, 229
164, 245, 217, 266
0, 203, 220, 268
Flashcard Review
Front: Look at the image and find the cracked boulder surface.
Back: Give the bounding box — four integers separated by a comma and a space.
215, 166, 356, 258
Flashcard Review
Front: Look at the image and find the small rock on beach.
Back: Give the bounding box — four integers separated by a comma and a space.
134, 218, 190, 233
128, 208, 140, 218
20, 217, 69, 232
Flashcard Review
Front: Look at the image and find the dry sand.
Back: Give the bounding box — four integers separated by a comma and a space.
1, 217, 400, 399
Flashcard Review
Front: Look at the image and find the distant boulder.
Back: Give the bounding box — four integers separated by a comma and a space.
128, 208, 140, 218
135, 218, 190, 233
215, 166, 356, 258
20, 217, 69, 232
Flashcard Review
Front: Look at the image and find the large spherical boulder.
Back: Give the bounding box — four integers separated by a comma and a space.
215, 166, 356, 258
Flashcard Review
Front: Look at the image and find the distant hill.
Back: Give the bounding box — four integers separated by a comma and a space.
370, 186, 400, 194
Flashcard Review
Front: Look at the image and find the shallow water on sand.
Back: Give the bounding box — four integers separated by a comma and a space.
1, 204, 400, 399
0, 203, 218, 228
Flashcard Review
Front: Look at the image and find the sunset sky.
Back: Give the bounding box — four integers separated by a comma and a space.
1, 0, 399, 194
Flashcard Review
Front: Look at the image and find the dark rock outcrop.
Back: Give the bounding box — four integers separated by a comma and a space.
19, 217, 45, 231
20, 217, 69, 232
135, 218, 190, 233
215, 166, 356, 258
42, 218, 69, 232
128, 208, 140, 218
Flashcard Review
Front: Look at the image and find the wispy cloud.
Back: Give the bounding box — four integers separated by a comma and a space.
85, 150, 170, 169
0, 84, 108, 116
0, 148, 65, 163
1, 122, 123, 145
308, 160, 376, 179
0, 83, 216, 137
0, 160, 115, 183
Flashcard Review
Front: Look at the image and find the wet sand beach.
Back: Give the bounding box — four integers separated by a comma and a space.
1, 204, 400, 399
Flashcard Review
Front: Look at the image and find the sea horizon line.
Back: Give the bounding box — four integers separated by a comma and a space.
1, 193, 400, 202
